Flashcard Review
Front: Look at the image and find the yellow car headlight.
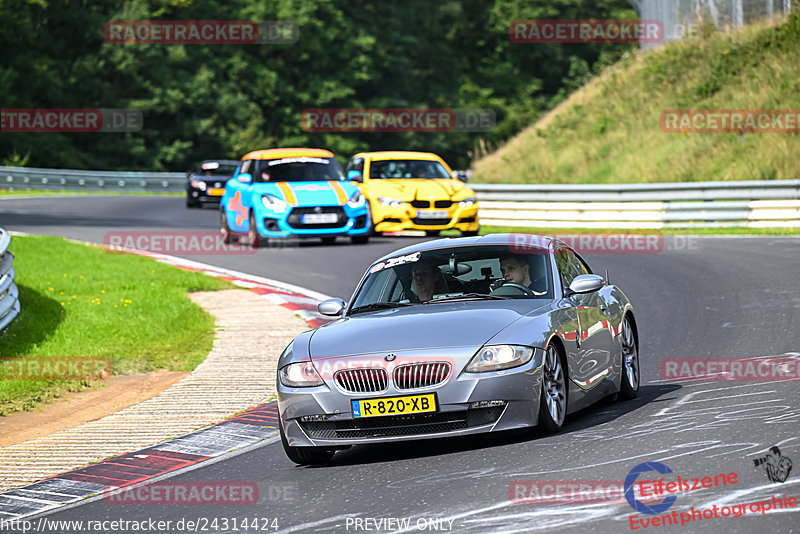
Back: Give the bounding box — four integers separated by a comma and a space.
378, 197, 404, 208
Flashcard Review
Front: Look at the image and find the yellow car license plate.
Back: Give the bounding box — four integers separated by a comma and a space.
208, 188, 225, 196
417, 210, 449, 219
351, 393, 436, 418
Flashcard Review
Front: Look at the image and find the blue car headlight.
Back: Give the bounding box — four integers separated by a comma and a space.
262, 194, 288, 213
347, 190, 366, 208
465, 345, 535, 373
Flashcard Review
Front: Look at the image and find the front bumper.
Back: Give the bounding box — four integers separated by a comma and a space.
372, 203, 479, 233
187, 188, 225, 203
278, 351, 544, 448
254, 203, 370, 238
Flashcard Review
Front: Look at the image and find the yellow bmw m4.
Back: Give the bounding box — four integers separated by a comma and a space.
343, 151, 479, 236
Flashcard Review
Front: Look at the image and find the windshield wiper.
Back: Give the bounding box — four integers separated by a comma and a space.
349, 302, 413, 314
424, 293, 510, 303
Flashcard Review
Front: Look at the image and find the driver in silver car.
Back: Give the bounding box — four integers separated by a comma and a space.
411, 259, 444, 302
499, 254, 546, 295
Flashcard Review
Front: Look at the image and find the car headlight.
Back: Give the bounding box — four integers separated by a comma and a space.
191, 180, 207, 191
262, 194, 287, 213
347, 190, 366, 208
458, 196, 477, 208
279, 362, 324, 387
465, 345, 535, 373
378, 197, 404, 208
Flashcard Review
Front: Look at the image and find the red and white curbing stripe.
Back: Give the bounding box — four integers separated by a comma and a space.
119, 248, 336, 328
0, 245, 333, 524
0, 405, 280, 524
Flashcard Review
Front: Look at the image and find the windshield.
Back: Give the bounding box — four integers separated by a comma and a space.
195, 162, 238, 177
254, 157, 344, 182
349, 245, 553, 313
369, 159, 451, 180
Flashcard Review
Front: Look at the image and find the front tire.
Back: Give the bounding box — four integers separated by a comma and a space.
220, 210, 233, 244
365, 202, 379, 236
321, 236, 336, 245
351, 235, 369, 244
186, 197, 200, 208
280, 422, 335, 465
539, 343, 568, 433
425, 230, 441, 237
461, 228, 479, 237
248, 212, 263, 249
619, 315, 640, 400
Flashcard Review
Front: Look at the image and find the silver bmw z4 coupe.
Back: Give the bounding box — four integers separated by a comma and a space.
277, 234, 640, 464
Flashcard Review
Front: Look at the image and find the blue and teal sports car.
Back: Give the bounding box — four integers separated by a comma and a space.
220, 148, 371, 246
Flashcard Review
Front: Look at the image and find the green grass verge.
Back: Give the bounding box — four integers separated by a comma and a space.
472, 14, 800, 184
476, 226, 800, 236
0, 189, 182, 197
0, 234, 234, 415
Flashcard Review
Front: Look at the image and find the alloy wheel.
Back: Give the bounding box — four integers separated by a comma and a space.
543, 345, 566, 426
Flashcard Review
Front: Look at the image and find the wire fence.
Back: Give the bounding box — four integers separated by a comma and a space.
630, 0, 793, 49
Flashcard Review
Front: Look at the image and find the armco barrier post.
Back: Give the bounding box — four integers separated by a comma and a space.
0, 227, 20, 335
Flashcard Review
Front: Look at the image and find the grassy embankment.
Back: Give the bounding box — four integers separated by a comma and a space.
472, 15, 800, 184
0, 234, 233, 415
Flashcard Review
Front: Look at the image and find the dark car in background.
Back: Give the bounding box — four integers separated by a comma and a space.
186, 160, 240, 208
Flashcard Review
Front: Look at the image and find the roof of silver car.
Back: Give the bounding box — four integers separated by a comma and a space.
373, 233, 556, 264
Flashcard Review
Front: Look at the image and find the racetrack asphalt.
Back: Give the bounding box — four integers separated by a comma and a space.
1, 195, 798, 533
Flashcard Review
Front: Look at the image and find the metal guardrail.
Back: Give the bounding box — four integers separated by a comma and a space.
2, 166, 799, 228
0, 228, 20, 335
471, 180, 800, 229
0, 166, 185, 192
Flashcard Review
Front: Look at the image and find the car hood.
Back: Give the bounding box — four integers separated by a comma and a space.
367, 179, 471, 200
250, 180, 356, 206
308, 300, 545, 359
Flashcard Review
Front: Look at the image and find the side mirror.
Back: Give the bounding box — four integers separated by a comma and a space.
318, 298, 346, 317
237, 173, 253, 184
566, 274, 605, 296
347, 170, 363, 182
454, 170, 469, 183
